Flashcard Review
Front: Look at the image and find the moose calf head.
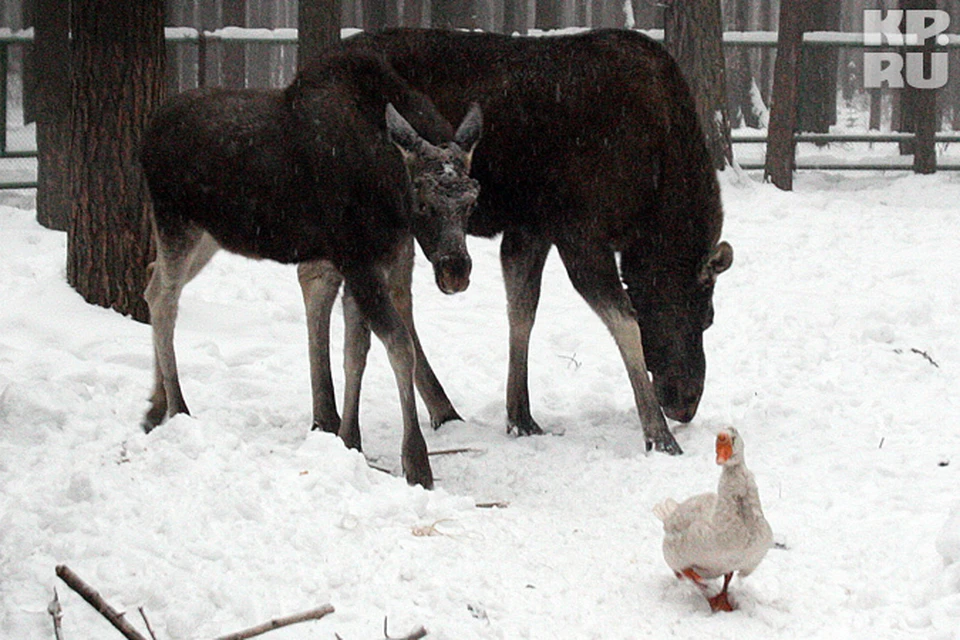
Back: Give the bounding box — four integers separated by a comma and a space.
386, 103, 482, 295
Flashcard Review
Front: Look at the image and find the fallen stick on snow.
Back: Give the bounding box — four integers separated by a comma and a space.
383, 616, 428, 640
55, 565, 150, 640
56, 564, 335, 640
213, 604, 335, 640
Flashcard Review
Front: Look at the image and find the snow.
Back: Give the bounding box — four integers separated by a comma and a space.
1, 167, 960, 639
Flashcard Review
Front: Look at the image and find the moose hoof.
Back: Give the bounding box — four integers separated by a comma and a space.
311, 418, 341, 435
649, 433, 683, 456
507, 417, 544, 437
430, 409, 463, 431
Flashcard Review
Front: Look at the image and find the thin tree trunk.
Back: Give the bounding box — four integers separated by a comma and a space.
535, 0, 563, 29
299, 0, 342, 70
222, 0, 245, 88
503, 0, 529, 33
796, 0, 840, 133
34, 0, 71, 231
68, 0, 166, 323
764, 0, 804, 190
663, 0, 733, 170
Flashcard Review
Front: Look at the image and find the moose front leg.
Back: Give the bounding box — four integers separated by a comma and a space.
343, 265, 433, 489
555, 238, 681, 455
388, 238, 462, 429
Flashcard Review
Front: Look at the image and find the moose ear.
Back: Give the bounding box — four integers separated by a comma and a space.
386, 103, 424, 157
453, 102, 483, 160
700, 241, 733, 285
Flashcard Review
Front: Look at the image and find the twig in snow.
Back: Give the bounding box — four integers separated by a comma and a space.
383, 616, 428, 640
138, 607, 158, 640
475, 501, 509, 509
213, 604, 335, 640
910, 348, 940, 368
48, 588, 64, 640
55, 565, 150, 640
427, 447, 484, 457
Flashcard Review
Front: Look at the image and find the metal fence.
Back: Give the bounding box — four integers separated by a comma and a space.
4, 27, 960, 191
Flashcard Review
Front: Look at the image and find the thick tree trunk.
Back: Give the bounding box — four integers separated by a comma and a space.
663, 0, 733, 170
33, 0, 71, 231
724, 0, 761, 129
68, 0, 166, 322
764, 0, 805, 190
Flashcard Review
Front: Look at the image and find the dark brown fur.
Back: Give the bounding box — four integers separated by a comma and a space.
326, 29, 734, 453
140, 50, 482, 488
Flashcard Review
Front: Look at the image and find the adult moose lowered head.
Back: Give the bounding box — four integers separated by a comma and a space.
140, 50, 482, 488
310, 28, 733, 455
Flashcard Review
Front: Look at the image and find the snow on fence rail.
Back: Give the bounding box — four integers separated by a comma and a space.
3, 27, 960, 190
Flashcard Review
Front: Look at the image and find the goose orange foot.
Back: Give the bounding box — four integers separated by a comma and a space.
707, 573, 736, 612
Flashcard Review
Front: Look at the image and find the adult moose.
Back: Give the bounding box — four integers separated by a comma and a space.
304, 28, 734, 457
140, 50, 482, 488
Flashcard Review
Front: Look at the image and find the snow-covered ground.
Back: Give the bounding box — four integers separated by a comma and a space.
1, 164, 959, 639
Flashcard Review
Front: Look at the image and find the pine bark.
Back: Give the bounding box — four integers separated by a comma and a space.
68, 0, 166, 323
663, 0, 733, 170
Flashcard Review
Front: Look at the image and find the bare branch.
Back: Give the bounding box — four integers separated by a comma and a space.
48, 588, 64, 640
383, 616, 428, 640
55, 565, 149, 640
138, 607, 158, 640
428, 448, 484, 457
911, 348, 940, 368
213, 604, 335, 640
475, 501, 509, 509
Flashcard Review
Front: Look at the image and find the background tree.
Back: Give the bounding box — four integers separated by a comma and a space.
897, 0, 937, 172
663, 0, 733, 169
796, 0, 840, 133
300, 0, 342, 69
32, 0, 71, 231
68, 0, 166, 322
764, 0, 805, 190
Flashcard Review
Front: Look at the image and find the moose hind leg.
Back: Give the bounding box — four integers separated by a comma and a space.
142, 228, 217, 432
339, 284, 371, 452
500, 229, 552, 435
298, 260, 344, 434
554, 238, 681, 455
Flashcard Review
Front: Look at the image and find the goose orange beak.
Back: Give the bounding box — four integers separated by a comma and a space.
716, 431, 733, 465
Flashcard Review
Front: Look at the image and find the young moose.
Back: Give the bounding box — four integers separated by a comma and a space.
140, 51, 482, 488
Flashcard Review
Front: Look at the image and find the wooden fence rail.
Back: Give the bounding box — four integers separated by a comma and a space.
2, 27, 960, 190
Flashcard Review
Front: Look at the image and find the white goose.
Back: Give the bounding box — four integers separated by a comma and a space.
653, 427, 773, 612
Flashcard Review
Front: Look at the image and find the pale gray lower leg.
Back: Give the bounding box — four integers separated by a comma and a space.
297, 260, 344, 434
500, 230, 552, 435
388, 238, 461, 429
142, 230, 218, 432
555, 239, 680, 454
